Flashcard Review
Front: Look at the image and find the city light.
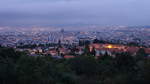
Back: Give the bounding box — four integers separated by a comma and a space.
107, 45, 113, 48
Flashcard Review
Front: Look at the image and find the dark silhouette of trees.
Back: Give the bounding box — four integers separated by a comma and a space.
67, 56, 98, 76
83, 44, 90, 55
93, 39, 100, 43
0, 46, 150, 84
90, 47, 96, 56
136, 48, 147, 61
79, 40, 90, 46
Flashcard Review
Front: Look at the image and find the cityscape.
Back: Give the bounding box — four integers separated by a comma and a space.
1, 0, 150, 84
0, 26, 150, 58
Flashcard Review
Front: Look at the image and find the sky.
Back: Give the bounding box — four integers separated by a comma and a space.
0, 0, 150, 27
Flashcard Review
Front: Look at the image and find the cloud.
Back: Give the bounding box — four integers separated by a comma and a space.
0, 0, 150, 26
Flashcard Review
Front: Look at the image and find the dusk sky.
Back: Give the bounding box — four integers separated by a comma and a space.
0, 0, 150, 26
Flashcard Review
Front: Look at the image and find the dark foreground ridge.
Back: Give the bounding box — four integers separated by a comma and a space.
0, 46, 150, 84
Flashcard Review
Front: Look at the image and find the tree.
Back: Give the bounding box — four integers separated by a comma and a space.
68, 56, 98, 76
93, 39, 100, 43
136, 48, 147, 60
16, 55, 60, 84
84, 44, 90, 55
0, 47, 19, 84
114, 53, 136, 72
79, 40, 90, 46
90, 47, 96, 56
97, 53, 115, 79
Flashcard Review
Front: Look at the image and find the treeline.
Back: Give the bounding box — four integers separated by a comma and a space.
0, 46, 150, 84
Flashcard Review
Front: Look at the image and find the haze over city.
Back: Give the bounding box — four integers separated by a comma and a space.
0, 0, 150, 27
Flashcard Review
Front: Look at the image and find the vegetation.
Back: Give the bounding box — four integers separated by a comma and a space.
0, 46, 150, 84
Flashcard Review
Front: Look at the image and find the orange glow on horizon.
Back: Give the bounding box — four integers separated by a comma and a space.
107, 45, 113, 48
